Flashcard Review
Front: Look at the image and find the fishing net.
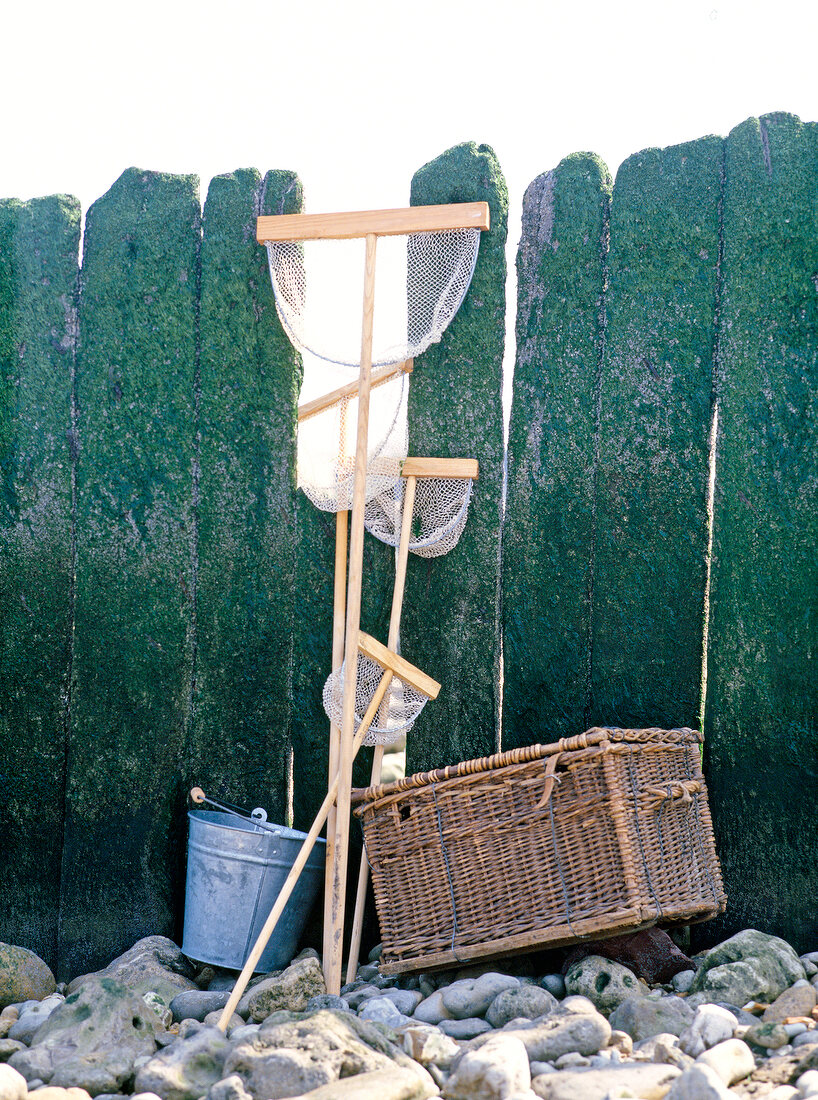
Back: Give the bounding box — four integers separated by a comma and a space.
266, 229, 481, 369
364, 474, 475, 558
322, 650, 430, 747
297, 367, 408, 512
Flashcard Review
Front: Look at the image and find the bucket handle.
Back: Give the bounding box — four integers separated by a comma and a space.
190, 787, 281, 838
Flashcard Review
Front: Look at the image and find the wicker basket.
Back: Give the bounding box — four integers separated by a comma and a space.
351, 727, 726, 975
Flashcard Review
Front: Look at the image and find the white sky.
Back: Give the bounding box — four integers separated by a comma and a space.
3, 0, 815, 221
2, 0, 816, 413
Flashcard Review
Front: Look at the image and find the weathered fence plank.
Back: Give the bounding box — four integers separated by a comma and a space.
589, 137, 723, 730
503, 154, 611, 749
403, 142, 507, 773
703, 113, 818, 950
60, 169, 199, 978
190, 168, 302, 825
0, 196, 79, 967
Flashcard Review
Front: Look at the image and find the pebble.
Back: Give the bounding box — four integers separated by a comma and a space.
440, 973, 519, 1020
797, 1070, 818, 1097
1, 928, 816, 1100
673, 969, 697, 993
540, 974, 566, 999
356, 996, 413, 1029
696, 1037, 755, 1085
438, 1016, 492, 1040
679, 1004, 739, 1056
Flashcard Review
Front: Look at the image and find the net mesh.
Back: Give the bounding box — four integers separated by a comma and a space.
267, 229, 480, 369
322, 651, 430, 747
364, 475, 475, 558
297, 369, 408, 512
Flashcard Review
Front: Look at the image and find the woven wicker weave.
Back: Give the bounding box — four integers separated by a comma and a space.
351, 727, 726, 975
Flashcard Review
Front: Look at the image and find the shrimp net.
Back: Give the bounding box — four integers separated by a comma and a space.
322, 650, 431, 747
266, 229, 480, 369
364, 474, 475, 558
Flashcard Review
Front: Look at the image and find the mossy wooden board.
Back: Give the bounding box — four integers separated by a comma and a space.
503, 154, 611, 749
0, 196, 79, 968
60, 170, 199, 978
702, 113, 818, 951
190, 168, 302, 825
403, 142, 507, 773
589, 137, 722, 730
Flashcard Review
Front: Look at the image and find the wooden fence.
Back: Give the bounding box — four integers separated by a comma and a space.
0, 116, 814, 979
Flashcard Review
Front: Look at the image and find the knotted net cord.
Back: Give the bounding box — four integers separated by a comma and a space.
364, 475, 475, 558
322, 651, 430, 747
266, 229, 480, 369
297, 369, 408, 512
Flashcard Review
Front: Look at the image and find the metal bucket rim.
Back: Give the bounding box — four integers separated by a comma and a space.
187, 808, 326, 847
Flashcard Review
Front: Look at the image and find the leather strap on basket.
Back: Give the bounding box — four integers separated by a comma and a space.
535, 753, 562, 810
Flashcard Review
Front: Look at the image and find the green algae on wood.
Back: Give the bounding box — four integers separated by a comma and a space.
702, 113, 818, 952
403, 143, 507, 772
589, 136, 722, 730
61, 169, 200, 978
191, 168, 302, 826
0, 195, 80, 967
503, 153, 611, 749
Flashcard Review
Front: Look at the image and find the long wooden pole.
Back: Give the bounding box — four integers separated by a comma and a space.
216, 668, 393, 1032
345, 475, 417, 982
325, 232, 379, 994
321, 507, 348, 976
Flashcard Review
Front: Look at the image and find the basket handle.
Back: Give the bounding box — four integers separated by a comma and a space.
645, 779, 702, 805
534, 753, 563, 810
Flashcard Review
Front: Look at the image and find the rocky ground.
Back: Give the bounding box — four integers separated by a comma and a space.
1, 928, 817, 1100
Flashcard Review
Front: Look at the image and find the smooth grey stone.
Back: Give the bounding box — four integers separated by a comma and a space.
438, 1017, 492, 1040
793, 1030, 818, 1048
413, 990, 451, 1025
7, 996, 63, 1045
672, 969, 697, 994
540, 974, 567, 999
664, 1062, 737, 1098
679, 1004, 739, 1057
356, 963, 380, 982
170, 990, 231, 1023
367, 944, 383, 963
305, 994, 349, 1013
486, 984, 558, 1028
488, 1009, 612, 1062
357, 996, 412, 1029
440, 973, 519, 1020
227, 1024, 259, 1044
342, 984, 381, 1011
381, 988, 422, 1016
531, 1062, 681, 1099
207, 974, 242, 992
696, 1037, 755, 1086
609, 994, 694, 1041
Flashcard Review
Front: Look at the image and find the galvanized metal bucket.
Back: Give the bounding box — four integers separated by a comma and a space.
182, 810, 326, 972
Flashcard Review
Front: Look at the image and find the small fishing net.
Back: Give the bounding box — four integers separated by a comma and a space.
322, 650, 430, 747
364, 474, 475, 558
297, 367, 408, 512
267, 229, 480, 369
